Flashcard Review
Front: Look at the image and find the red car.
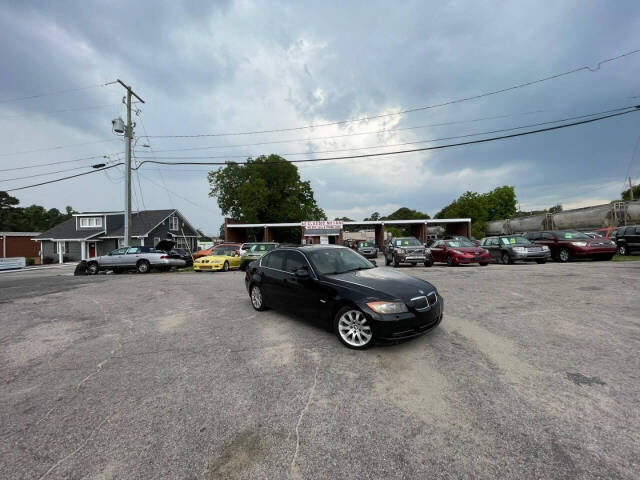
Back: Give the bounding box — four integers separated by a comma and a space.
429, 239, 491, 266
524, 230, 616, 262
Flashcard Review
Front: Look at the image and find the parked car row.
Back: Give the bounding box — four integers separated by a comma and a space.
86, 240, 188, 274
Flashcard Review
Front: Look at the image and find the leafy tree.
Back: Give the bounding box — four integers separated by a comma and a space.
485, 186, 517, 221
621, 184, 640, 201
0, 191, 74, 231
364, 212, 381, 221
548, 204, 563, 214
382, 207, 430, 221
435, 186, 516, 238
377, 207, 430, 237
334, 216, 354, 222
208, 155, 325, 224
0, 191, 20, 229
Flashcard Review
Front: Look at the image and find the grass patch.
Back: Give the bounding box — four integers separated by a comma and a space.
612, 254, 640, 261
175, 266, 195, 272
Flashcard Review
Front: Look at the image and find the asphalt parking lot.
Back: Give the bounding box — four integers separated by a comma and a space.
1, 260, 639, 479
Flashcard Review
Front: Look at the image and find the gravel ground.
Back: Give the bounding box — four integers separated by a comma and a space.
1, 260, 638, 479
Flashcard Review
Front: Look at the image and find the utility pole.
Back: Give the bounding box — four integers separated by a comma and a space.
629, 176, 635, 201
115, 79, 144, 247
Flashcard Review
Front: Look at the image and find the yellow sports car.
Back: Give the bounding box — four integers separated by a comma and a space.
193, 245, 242, 272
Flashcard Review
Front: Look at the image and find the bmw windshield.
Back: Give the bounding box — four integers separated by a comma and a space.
308, 248, 375, 275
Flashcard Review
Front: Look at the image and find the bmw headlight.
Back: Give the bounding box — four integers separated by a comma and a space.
396, 248, 406, 254
542, 245, 550, 251
366, 301, 408, 314
571, 242, 587, 247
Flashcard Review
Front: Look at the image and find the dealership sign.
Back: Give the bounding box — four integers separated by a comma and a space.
0, 257, 26, 270
301, 220, 343, 229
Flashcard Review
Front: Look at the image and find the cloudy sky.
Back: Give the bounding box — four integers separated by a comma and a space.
1, 0, 640, 234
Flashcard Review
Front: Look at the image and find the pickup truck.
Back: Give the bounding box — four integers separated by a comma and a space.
87, 241, 185, 274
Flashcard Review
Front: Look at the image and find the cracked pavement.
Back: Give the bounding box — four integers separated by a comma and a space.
1, 260, 639, 479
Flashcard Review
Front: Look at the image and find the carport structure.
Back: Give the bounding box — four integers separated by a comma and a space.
224, 218, 471, 244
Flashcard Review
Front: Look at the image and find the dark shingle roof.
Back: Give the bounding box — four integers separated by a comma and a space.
34, 209, 176, 240
34, 218, 103, 240
103, 210, 175, 237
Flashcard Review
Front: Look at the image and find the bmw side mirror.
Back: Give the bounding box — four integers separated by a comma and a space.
370, 260, 377, 267
295, 267, 310, 278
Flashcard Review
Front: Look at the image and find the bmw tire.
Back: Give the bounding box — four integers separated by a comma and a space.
334, 306, 375, 350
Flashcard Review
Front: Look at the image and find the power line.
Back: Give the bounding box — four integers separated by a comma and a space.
6, 163, 123, 192
137, 171, 219, 214
0, 81, 115, 104
143, 48, 640, 138
0, 139, 120, 158
0, 152, 121, 172
133, 107, 640, 169
0, 103, 121, 120
138, 116, 173, 206
133, 105, 638, 161
8, 106, 639, 192
134, 104, 630, 155
0, 161, 117, 183
137, 109, 549, 154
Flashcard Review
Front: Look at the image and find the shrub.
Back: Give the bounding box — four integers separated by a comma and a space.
26, 258, 35, 266
43, 256, 54, 264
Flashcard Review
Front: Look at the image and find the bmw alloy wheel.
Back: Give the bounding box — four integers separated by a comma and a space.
251, 286, 262, 308
337, 309, 373, 348
618, 244, 627, 255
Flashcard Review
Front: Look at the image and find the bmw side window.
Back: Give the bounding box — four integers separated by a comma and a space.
283, 251, 307, 273
264, 250, 285, 270
635, 227, 640, 234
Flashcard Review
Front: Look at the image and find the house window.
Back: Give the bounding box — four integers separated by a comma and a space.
153, 237, 160, 248
54, 242, 69, 254
118, 238, 124, 248
175, 237, 187, 249
170, 216, 179, 231
79, 217, 103, 228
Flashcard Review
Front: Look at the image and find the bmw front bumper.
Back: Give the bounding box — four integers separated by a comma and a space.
361, 295, 444, 340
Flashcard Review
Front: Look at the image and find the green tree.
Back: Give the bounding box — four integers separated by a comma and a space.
0, 191, 74, 231
548, 204, 563, 214
621, 184, 640, 201
377, 207, 430, 237
435, 186, 516, 238
334, 216, 354, 222
382, 207, 430, 221
208, 155, 325, 224
364, 212, 380, 221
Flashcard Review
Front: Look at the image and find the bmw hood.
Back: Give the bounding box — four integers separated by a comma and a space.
327, 268, 436, 303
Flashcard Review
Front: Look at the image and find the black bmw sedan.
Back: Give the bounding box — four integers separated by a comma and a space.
244, 245, 443, 349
